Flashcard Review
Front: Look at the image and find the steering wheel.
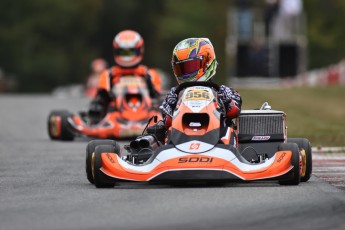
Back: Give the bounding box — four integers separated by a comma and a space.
174, 81, 220, 95
174, 81, 226, 115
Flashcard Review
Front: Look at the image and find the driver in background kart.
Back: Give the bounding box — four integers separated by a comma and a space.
88, 30, 162, 123
160, 37, 242, 146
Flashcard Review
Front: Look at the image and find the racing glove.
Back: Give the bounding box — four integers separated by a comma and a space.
218, 85, 242, 119
145, 74, 160, 99
218, 85, 234, 105
161, 87, 178, 118
88, 89, 110, 123
88, 101, 105, 124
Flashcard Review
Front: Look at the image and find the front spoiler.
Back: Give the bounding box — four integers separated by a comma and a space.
98, 146, 295, 183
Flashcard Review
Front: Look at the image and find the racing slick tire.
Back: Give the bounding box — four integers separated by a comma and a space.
278, 143, 301, 185
47, 110, 75, 141
287, 138, 312, 182
86, 140, 120, 184
92, 144, 119, 188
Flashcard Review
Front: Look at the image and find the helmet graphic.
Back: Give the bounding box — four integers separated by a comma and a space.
113, 30, 144, 67
171, 38, 217, 84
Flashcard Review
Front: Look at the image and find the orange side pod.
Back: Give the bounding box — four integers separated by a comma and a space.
100, 153, 168, 181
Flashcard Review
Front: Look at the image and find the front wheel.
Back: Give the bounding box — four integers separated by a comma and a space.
287, 138, 312, 182
92, 145, 120, 188
47, 110, 75, 141
278, 143, 301, 185
86, 140, 120, 184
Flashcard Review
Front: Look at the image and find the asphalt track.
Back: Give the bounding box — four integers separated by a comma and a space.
0, 95, 345, 230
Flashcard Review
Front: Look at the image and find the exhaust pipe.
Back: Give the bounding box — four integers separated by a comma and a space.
138, 135, 159, 150
129, 135, 160, 162
130, 139, 141, 150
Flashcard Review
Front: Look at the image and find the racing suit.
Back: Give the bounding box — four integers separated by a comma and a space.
88, 65, 162, 123
161, 84, 242, 146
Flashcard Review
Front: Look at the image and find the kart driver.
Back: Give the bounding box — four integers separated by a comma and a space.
160, 37, 242, 145
88, 30, 162, 123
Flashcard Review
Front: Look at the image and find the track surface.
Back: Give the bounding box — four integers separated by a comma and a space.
0, 95, 345, 230
313, 151, 345, 191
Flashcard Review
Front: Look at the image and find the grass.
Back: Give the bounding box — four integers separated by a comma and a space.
238, 85, 345, 147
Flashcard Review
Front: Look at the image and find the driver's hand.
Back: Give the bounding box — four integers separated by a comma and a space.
108, 91, 116, 101
166, 87, 177, 105
161, 100, 173, 117
161, 87, 177, 117
218, 85, 233, 104
88, 99, 107, 121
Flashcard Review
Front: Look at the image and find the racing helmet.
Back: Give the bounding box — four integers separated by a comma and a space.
171, 38, 218, 84
113, 30, 144, 67
91, 58, 107, 74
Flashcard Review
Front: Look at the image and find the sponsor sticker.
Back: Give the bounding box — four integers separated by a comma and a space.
277, 152, 286, 163
189, 143, 200, 150
184, 90, 211, 100
189, 122, 201, 127
178, 157, 214, 163
252, 136, 270, 141
106, 153, 115, 163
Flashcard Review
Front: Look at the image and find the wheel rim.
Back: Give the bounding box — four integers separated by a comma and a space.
300, 149, 307, 177
50, 115, 62, 137
91, 152, 95, 179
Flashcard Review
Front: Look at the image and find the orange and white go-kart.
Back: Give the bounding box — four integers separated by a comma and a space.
47, 75, 161, 141
86, 82, 312, 188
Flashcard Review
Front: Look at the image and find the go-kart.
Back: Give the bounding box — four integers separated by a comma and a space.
86, 81, 312, 188
48, 75, 161, 141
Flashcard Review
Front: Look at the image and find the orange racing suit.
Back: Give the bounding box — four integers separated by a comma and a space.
88, 65, 161, 123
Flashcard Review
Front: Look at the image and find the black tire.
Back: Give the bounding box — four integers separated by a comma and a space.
86, 140, 120, 184
287, 138, 312, 182
278, 143, 300, 185
47, 110, 75, 141
92, 144, 120, 188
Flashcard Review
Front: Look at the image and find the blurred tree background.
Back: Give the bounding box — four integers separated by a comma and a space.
304, 0, 345, 68
0, 0, 344, 92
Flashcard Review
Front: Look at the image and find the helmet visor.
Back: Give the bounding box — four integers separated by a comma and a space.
172, 57, 204, 76
115, 48, 141, 56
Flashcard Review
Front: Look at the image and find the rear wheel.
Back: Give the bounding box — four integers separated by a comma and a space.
86, 140, 120, 184
287, 138, 312, 182
278, 143, 300, 185
47, 110, 74, 141
92, 144, 120, 188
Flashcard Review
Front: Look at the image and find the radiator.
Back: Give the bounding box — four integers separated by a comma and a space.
237, 113, 285, 136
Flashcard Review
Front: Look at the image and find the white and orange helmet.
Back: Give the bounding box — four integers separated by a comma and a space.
113, 30, 144, 67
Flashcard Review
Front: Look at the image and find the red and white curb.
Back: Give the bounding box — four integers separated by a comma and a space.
312, 147, 345, 191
